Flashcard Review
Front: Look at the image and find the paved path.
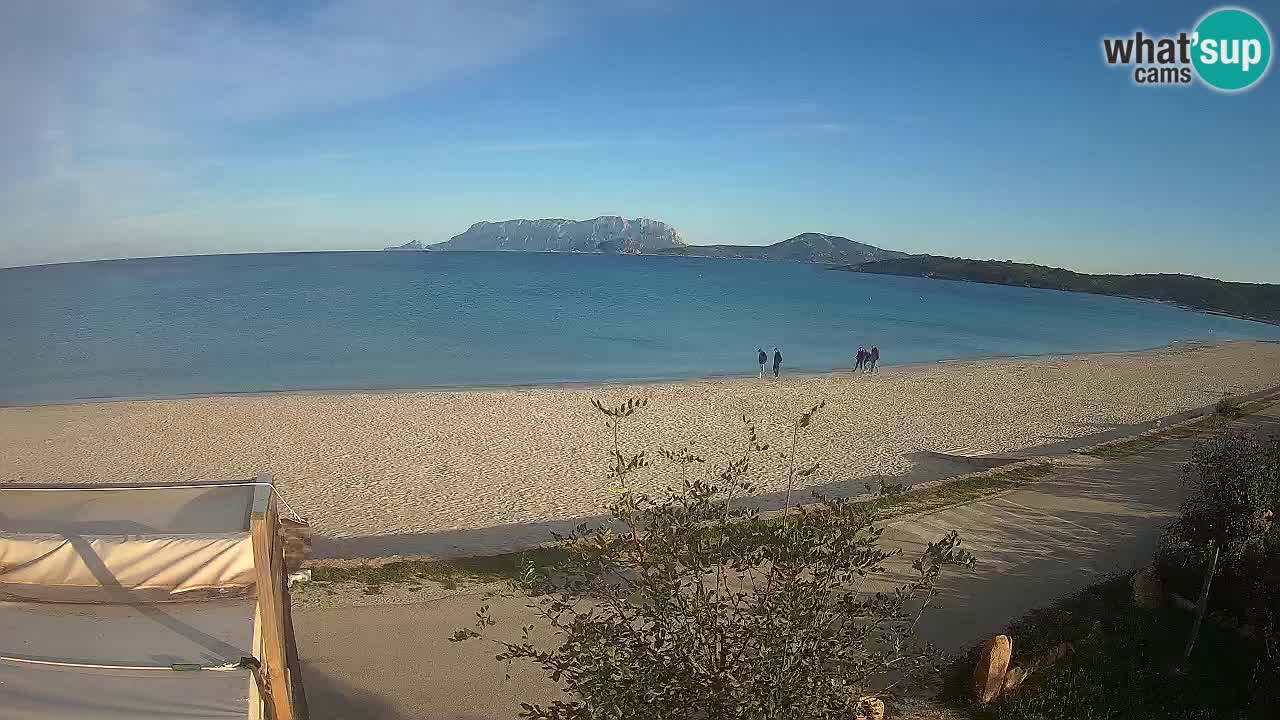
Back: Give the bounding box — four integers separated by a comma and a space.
294, 403, 1280, 719
296, 593, 557, 720
878, 449, 1190, 648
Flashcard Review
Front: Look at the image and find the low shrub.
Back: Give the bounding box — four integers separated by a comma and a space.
1215, 393, 1246, 418
452, 397, 976, 720
1156, 430, 1280, 710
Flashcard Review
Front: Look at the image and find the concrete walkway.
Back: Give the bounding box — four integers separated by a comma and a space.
294, 403, 1280, 720
878, 448, 1190, 648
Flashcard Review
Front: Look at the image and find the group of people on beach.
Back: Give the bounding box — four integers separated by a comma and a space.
855, 345, 880, 373
754, 345, 880, 378
757, 348, 783, 378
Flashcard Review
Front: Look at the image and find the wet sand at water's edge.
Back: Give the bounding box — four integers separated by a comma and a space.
3, 341, 1279, 553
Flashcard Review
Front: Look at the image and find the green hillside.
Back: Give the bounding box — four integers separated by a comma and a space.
845, 255, 1279, 325
654, 233, 906, 264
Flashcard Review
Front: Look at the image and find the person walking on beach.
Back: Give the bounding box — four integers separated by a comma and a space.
869, 346, 880, 373
772, 348, 783, 378
757, 348, 767, 379
854, 346, 866, 371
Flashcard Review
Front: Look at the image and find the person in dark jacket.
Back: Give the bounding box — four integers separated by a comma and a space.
854, 346, 866, 371
772, 348, 782, 378
869, 346, 880, 372
757, 348, 767, 379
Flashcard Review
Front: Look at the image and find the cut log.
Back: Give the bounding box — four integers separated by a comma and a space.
972, 634, 1013, 705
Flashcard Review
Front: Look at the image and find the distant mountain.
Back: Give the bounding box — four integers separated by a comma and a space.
656, 233, 908, 265
429, 216, 685, 254
383, 221, 907, 265
384, 239, 428, 251
845, 255, 1280, 325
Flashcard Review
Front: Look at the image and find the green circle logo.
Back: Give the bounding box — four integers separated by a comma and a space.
1192, 7, 1272, 91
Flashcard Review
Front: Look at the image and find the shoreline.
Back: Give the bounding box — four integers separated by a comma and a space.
0, 339, 1237, 410
5, 340, 1280, 551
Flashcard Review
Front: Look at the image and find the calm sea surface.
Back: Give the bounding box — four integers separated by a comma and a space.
1, 251, 1276, 406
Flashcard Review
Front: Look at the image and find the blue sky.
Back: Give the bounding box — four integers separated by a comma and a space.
1, 1, 1276, 282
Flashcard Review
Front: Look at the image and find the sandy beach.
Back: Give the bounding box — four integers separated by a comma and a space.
3, 341, 1279, 553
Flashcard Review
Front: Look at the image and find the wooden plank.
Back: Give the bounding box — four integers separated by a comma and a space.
248, 602, 265, 720
252, 490, 295, 720
269, 466, 309, 718
282, 571, 311, 720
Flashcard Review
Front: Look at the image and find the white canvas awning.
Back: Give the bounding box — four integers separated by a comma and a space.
0, 534, 255, 601
0, 598, 258, 720
0, 478, 306, 720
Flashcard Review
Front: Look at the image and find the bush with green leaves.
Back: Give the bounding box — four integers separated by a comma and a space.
452, 397, 975, 719
1159, 430, 1280, 705
1174, 431, 1278, 550
1214, 394, 1242, 418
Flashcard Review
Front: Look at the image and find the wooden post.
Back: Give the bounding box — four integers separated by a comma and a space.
282, 571, 310, 719
1182, 541, 1220, 667
251, 473, 296, 720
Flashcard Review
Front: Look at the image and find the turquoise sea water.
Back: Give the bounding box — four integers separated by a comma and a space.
1, 251, 1276, 406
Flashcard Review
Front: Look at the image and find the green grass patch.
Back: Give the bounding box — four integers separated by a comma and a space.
1082, 420, 1217, 460
853, 462, 1055, 518
1079, 399, 1272, 461
310, 546, 572, 587
941, 574, 1273, 719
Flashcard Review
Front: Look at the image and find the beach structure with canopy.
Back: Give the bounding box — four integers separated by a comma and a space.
0, 473, 308, 720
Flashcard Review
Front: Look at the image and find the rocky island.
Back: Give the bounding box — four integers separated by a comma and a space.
385, 218, 904, 265
387, 216, 685, 254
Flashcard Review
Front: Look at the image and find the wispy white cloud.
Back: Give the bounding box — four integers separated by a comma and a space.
0, 0, 613, 266
90, 2, 571, 124
3, 2, 560, 181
